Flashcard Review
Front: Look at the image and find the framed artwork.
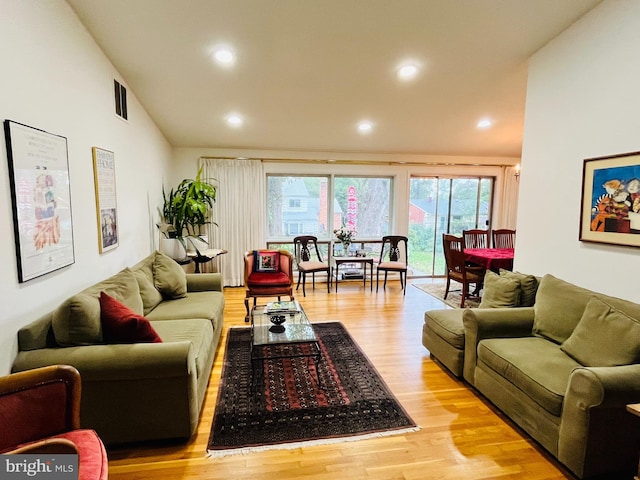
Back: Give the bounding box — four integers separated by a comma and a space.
580, 151, 640, 247
92, 147, 118, 253
3, 120, 75, 282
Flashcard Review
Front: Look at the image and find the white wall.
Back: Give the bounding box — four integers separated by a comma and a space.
516, 0, 640, 301
0, 1, 172, 374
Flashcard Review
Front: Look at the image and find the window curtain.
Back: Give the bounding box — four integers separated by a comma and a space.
200, 158, 264, 286
497, 165, 520, 230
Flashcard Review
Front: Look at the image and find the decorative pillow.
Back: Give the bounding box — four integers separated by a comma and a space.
533, 274, 594, 344
99, 292, 162, 344
561, 296, 640, 367
52, 293, 102, 346
499, 269, 539, 307
254, 250, 279, 272
153, 251, 187, 299
131, 268, 163, 315
479, 270, 521, 308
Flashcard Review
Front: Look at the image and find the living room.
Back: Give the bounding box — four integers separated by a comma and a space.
2, 0, 640, 478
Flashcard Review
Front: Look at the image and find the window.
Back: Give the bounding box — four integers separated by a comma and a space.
409, 176, 493, 276
267, 175, 393, 242
114, 79, 128, 120
332, 177, 391, 238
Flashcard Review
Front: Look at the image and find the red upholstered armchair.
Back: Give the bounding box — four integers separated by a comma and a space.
244, 249, 294, 322
0, 365, 108, 480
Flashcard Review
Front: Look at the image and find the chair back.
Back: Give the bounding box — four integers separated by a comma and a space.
492, 229, 516, 249
462, 229, 489, 249
293, 236, 324, 264
378, 235, 408, 264
0, 365, 81, 452
442, 234, 466, 274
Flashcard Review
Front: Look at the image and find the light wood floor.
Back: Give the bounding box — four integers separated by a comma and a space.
105, 279, 573, 480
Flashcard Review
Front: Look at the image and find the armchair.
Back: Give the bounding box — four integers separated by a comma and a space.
0, 365, 108, 480
244, 249, 294, 321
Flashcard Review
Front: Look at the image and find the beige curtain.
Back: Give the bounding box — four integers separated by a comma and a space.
496, 165, 520, 230
200, 158, 265, 286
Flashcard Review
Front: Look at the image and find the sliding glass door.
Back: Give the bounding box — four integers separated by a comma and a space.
409, 177, 493, 276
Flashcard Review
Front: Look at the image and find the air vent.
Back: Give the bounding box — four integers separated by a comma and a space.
114, 79, 128, 120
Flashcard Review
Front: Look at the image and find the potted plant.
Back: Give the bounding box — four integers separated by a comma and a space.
158, 166, 217, 259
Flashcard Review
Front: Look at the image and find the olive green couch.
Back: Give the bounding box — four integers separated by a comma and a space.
11, 251, 224, 446
460, 274, 640, 479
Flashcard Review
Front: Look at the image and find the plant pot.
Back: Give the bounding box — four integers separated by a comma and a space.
159, 238, 187, 261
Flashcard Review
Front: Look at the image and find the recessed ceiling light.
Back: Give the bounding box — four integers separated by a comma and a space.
357, 121, 374, 134
477, 118, 493, 129
225, 113, 243, 127
213, 47, 235, 67
397, 63, 419, 81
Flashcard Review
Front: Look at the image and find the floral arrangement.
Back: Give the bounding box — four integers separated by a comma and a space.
333, 225, 356, 243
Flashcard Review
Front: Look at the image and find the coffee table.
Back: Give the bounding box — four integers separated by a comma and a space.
250, 304, 322, 390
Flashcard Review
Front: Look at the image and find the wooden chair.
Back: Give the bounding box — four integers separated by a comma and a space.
442, 234, 485, 307
492, 229, 516, 249
376, 235, 408, 295
0, 365, 108, 480
462, 229, 490, 249
244, 249, 294, 322
293, 236, 330, 297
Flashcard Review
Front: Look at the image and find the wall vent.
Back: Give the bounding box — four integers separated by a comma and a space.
114, 79, 128, 120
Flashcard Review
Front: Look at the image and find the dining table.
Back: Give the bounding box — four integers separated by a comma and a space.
464, 248, 514, 272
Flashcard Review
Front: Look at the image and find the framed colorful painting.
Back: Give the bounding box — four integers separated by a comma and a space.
580, 151, 640, 247
92, 147, 118, 253
4, 120, 75, 282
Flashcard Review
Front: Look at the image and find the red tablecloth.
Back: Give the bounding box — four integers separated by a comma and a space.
464, 248, 514, 272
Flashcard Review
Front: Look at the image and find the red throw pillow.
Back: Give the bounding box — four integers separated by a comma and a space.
99, 292, 162, 344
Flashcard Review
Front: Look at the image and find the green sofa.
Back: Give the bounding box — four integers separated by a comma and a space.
11, 251, 225, 445
462, 274, 640, 479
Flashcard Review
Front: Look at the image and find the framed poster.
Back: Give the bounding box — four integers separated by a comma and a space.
92, 147, 118, 253
3, 120, 75, 282
580, 151, 640, 247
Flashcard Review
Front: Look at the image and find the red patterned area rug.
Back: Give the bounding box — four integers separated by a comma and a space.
207, 322, 419, 456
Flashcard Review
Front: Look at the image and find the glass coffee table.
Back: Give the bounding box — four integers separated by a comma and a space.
250, 303, 322, 390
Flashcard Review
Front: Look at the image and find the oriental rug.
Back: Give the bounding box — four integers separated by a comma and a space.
413, 282, 480, 309
207, 322, 418, 456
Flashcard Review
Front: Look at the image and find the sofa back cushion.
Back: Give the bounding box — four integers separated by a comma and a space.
479, 270, 521, 308
153, 251, 187, 299
561, 296, 640, 366
52, 268, 143, 346
52, 293, 102, 346
533, 274, 594, 344
131, 268, 163, 315
499, 269, 539, 307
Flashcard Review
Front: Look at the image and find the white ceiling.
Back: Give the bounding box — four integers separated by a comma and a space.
66, 0, 601, 158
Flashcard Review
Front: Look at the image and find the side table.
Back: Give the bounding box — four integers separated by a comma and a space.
331, 256, 373, 292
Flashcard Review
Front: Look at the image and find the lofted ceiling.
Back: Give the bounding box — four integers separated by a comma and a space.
66, 0, 601, 158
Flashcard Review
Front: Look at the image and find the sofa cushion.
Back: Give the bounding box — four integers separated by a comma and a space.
424, 309, 465, 349
478, 337, 580, 416
533, 275, 594, 344
82, 268, 143, 315
153, 251, 187, 299
146, 291, 224, 328
151, 319, 213, 379
131, 267, 163, 315
99, 292, 162, 344
479, 270, 521, 308
247, 271, 291, 287
561, 296, 640, 367
499, 269, 539, 307
52, 293, 102, 346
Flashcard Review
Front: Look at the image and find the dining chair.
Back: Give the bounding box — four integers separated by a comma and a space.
462, 229, 490, 249
376, 235, 408, 295
492, 229, 516, 249
293, 235, 330, 296
442, 234, 485, 307
244, 249, 294, 321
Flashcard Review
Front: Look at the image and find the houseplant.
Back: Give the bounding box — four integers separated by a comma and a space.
158, 166, 217, 259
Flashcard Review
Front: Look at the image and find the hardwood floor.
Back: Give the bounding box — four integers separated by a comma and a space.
105, 279, 573, 480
